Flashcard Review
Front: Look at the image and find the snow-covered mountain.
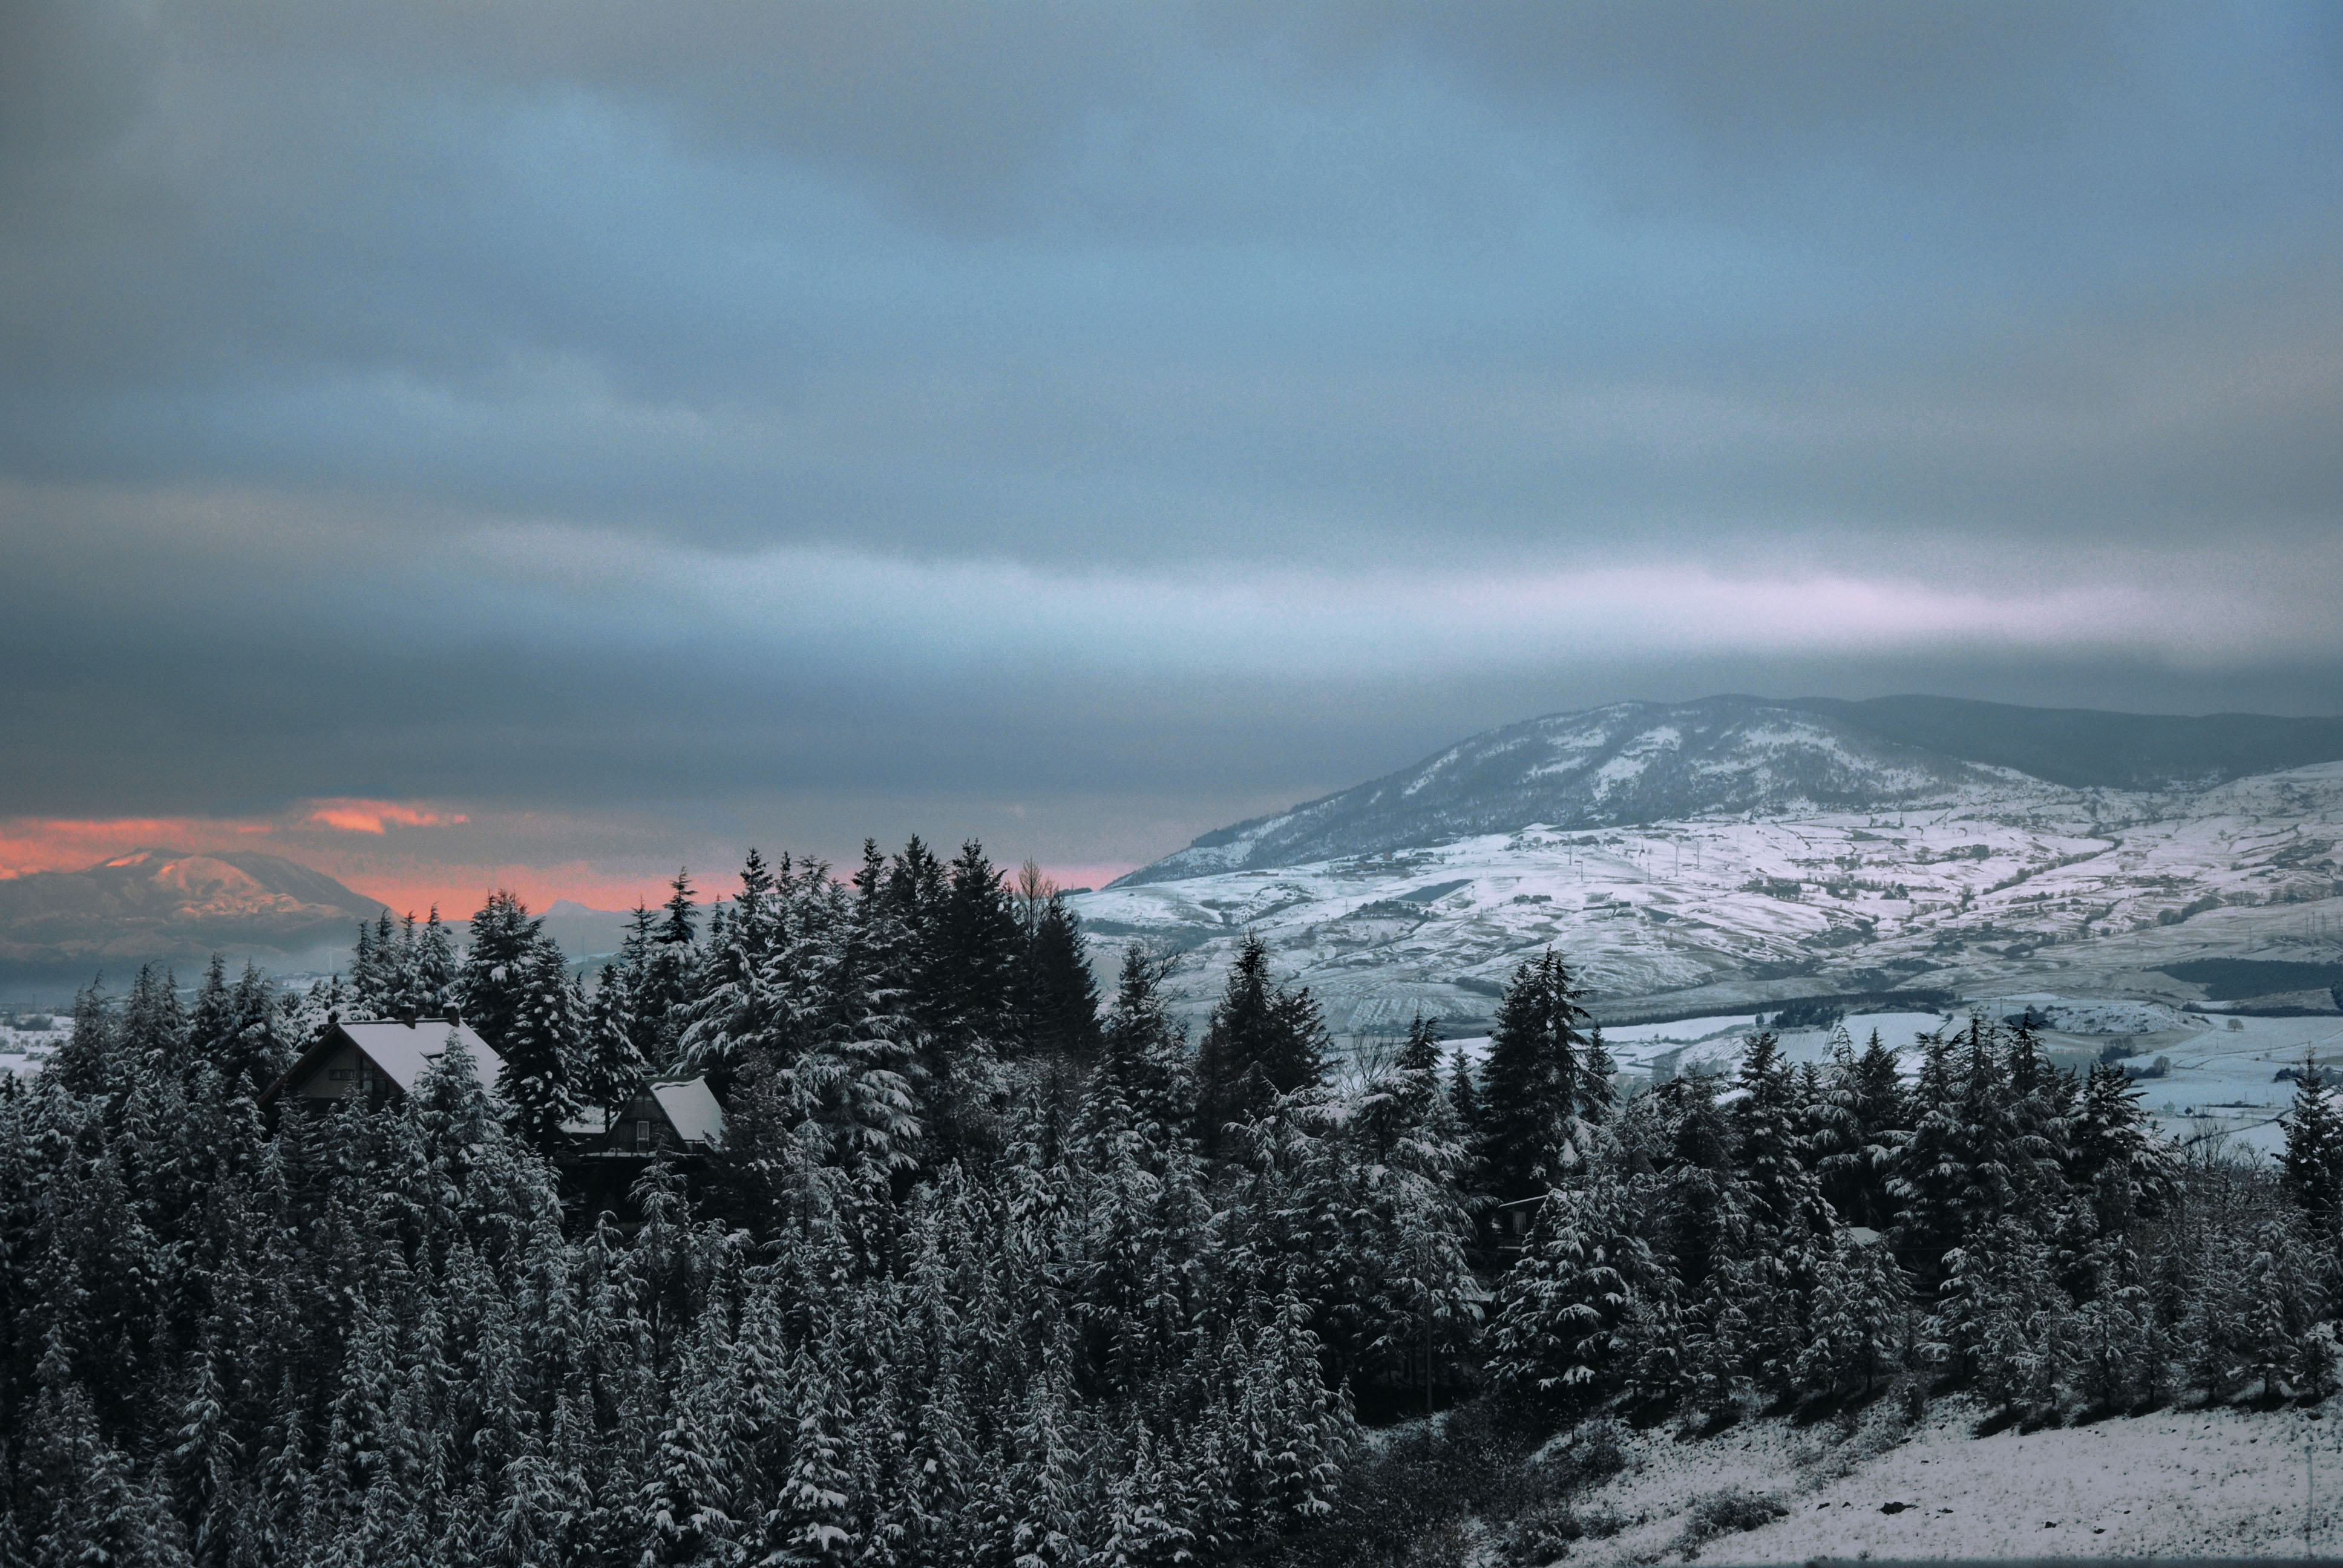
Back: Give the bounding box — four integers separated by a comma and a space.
1076, 697, 2343, 1039
0, 849, 387, 989
1120, 695, 2343, 885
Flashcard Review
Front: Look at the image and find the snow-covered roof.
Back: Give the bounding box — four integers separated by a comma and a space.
335, 1019, 504, 1096
650, 1076, 726, 1148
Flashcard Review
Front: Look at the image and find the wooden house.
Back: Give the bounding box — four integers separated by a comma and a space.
259, 1016, 506, 1116
561, 1076, 727, 1158
557, 1075, 726, 1217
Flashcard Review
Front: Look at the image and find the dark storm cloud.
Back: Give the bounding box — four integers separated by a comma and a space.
3, 1, 2340, 878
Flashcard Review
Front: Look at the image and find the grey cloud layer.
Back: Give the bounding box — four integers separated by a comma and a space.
2, 1, 2338, 864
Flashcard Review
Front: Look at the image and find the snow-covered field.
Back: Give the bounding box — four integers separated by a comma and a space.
1073, 763, 2343, 1046
0, 1021, 61, 1077
1543, 1394, 2343, 1565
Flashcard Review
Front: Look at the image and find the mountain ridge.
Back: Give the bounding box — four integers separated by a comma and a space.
0, 848, 389, 985
1116, 694, 2343, 887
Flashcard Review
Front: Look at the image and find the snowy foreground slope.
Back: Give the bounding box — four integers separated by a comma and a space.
1071, 749, 2343, 1045
1503, 1395, 2341, 1564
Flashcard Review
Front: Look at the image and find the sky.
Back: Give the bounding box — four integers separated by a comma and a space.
3, 0, 2341, 914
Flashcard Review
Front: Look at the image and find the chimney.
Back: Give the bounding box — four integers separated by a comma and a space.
399, 1004, 418, 1028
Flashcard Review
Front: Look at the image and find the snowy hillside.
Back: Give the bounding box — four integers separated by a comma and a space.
1516, 1394, 2341, 1565
1120, 697, 2048, 885
1117, 695, 2343, 886
1072, 755, 2343, 1044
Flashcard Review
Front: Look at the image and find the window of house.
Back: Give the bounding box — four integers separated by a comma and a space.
635, 1120, 651, 1151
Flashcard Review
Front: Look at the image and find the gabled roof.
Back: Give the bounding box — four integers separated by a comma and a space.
558, 1074, 727, 1148
259, 1017, 505, 1108
650, 1077, 726, 1148
335, 1019, 505, 1096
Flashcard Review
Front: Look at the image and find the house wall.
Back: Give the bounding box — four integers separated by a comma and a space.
565, 1096, 693, 1157
286, 1044, 391, 1106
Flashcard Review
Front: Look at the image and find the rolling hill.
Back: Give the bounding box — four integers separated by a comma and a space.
1076, 695, 2343, 1039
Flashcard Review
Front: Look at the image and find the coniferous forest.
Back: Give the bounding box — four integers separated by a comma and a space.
2, 838, 2339, 1567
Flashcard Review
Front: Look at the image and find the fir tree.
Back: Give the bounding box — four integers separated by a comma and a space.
1888, 1030, 1967, 1286
1023, 892, 1104, 1063
2282, 1052, 2343, 1220
497, 939, 583, 1154
1083, 946, 1196, 1163
579, 964, 649, 1123
1476, 949, 1591, 1205
930, 840, 1019, 1051
1732, 1031, 1830, 1240
1487, 1169, 1672, 1400
1792, 1236, 1911, 1402
459, 890, 545, 1051
1194, 935, 1328, 1154
400, 909, 457, 1021
1447, 1048, 1480, 1135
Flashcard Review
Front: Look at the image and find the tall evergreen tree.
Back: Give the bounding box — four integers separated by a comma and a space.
399, 909, 457, 1021
634, 872, 704, 1072
458, 890, 545, 1051
2284, 1053, 2343, 1220
1023, 892, 1104, 1063
498, 939, 583, 1154
1194, 936, 1329, 1154
1476, 949, 1591, 1205
580, 965, 650, 1122
1488, 1169, 1673, 1400
1447, 1048, 1480, 1136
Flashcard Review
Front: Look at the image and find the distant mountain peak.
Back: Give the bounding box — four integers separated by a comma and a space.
0, 848, 390, 989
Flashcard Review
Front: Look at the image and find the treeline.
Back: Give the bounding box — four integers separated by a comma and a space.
3, 835, 2339, 1567
0, 841, 1469, 1566
1484, 993, 2338, 1422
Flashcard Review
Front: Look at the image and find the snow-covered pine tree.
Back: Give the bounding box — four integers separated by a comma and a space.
497, 938, 583, 1154
2069, 1059, 2178, 1233
1447, 1047, 1480, 1139
399, 907, 457, 1021
579, 962, 649, 1125
791, 864, 924, 1195
458, 890, 545, 1052
125, 961, 190, 1082
675, 848, 786, 1093
1340, 1015, 1480, 1397
1928, 1216, 2071, 1414
1487, 1168, 1672, 1400
2070, 1243, 2161, 1416
1731, 1031, 1831, 1240
929, 840, 1019, 1051
191, 961, 291, 1099
1021, 887, 1104, 1063
631, 871, 704, 1073
1080, 944, 1196, 1168
1475, 949, 1593, 1206
349, 910, 405, 1018
1792, 1233, 1911, 1403
2237, 1220, 2334, 1400
2281, 1052, 2343, 1220
1951, 1015, 2028, 1229
1194, 935, 1328, 1155
185, 955, 235, 1074
1887, 1030, 1967, 1287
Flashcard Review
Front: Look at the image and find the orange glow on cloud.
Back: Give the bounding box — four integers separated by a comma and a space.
0, 817, 271, 878
306, 799, 470, 834
0, 814, 1136, 921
